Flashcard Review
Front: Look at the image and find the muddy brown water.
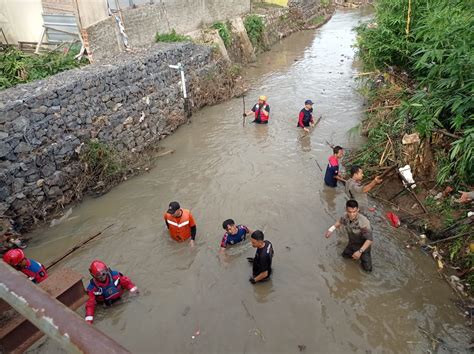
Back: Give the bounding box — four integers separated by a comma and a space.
24, 9, 471, 354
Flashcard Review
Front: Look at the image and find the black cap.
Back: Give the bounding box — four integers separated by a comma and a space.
167, 201, 180, 214
305, 99, 313, 105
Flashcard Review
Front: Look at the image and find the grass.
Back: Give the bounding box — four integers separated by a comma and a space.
355, 0, 474, 186
244, 14, 266, 48
310, 15, 325, 26
211, 22, 232, 48
80, 140, 123, 181
0, 44, 87, 90
155, 29, 191, 43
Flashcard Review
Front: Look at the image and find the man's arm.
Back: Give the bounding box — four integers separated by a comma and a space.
325, 219, 342, 238
352, 240, 373, 260
298, 111, 305, 128
260, 105, 269, 117
253, 270, 269, 282
352, 224, 373, 260
219, 234, 227, 252
85, 291, 96, 323
119, 273, 138, 292
362, 176, 383, 193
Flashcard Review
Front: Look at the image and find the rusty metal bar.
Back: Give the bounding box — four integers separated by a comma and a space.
0, 262, 130, 354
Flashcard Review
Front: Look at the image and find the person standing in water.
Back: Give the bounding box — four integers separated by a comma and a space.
244, 95, 270, 124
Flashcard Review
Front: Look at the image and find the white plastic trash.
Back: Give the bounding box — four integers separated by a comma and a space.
399, 165, 416, 189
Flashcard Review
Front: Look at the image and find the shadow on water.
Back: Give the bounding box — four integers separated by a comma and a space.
26, 8, 471, 354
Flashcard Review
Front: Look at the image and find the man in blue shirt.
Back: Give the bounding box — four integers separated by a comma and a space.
220, 219, 253, 252
324, 145, 345, 187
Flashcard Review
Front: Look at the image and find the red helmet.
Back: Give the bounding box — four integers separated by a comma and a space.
89, 260, 109, 281
3, 249, 25, 267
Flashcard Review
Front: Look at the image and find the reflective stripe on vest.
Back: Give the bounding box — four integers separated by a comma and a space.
165, 209, 192, 241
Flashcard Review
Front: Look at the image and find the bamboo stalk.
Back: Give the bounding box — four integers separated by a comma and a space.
46, 224, 115, 270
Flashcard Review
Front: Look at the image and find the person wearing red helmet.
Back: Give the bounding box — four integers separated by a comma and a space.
85, 260, 138, 324
3, 249, 48, 284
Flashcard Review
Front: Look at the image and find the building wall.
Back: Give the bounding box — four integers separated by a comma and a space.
86, 0, 251, 61
0, 0, 44, 44
76, 0, 108, 28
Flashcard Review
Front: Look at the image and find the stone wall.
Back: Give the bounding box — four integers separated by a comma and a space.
289, 0, 329, 20
0, 42, 240, 229
86, 0, 251, 62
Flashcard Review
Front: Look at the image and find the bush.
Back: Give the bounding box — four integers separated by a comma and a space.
310, 15, 325, 26
356, 0, 474, 184
0, 45, 87, 90
244, 15, 265, 48
211, 22, 232, 48
80, 140, 123, 181
155, 29, 191, 43
321, 0, 331, 8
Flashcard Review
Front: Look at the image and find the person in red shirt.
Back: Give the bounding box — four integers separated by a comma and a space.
85, 260, 138, 324
3, 249, 48, 284
243, 95, 270, 124
164, 201, 197, 247
297, 99, 315, 132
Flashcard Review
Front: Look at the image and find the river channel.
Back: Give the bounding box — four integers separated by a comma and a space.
26, 8, 471, 353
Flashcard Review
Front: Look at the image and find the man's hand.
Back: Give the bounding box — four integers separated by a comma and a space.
190, 239, 195, 248
325, 225, 336, 238
246, 257, 254, 263
249, 277, 256, 284
374, 176, 383, 184
303, 127, 310, 132
310, 122, 315, 127
130, 286, 139, 294
352, 250, 362, 260
243, 113, 247, 117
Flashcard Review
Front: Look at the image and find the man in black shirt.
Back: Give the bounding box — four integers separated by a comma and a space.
248, 230, 274, 284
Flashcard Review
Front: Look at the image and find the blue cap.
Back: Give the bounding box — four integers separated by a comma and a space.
305, 99, 313, 105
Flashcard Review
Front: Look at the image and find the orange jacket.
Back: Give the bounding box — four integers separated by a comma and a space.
163, 209, 196, 241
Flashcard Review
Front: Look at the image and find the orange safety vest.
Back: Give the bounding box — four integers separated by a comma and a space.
163, 209, 195, 242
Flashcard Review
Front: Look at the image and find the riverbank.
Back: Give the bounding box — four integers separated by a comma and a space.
350, 0, 473, 300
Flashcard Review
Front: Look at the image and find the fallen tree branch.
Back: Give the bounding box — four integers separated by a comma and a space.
434, 129, 461, 139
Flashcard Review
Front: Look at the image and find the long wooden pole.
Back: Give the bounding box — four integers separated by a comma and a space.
46, 224, 115, 270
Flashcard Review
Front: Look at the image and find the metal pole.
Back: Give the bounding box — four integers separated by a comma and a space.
0, 262, 130, 354
180, 63, 187, 99
168, 63, 187, 99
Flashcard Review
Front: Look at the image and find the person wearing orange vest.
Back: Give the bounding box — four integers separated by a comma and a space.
243, 95, 270, 124
164, 201, 197, 247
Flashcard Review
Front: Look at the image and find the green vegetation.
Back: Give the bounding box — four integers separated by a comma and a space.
321, 0, 331, 8
310, 15, 325, 26
356, 0, 474, 185
80, 140, 123, 182
155, 29, 191, 43
212, 21, 232, 48
244, 14, 265, 48
0, 45, 87, 90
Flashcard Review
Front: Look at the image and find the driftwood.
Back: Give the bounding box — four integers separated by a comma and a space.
46, 224, 115, 270
427, 231, 472, 246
